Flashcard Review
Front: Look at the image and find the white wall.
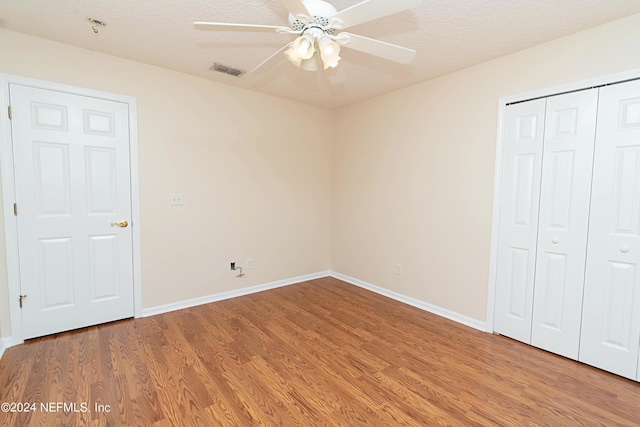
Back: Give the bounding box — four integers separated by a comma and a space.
332, 13, 640, 322
0, 29, 332, 338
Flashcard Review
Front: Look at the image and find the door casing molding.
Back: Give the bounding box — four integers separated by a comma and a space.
0, 73, 143, 345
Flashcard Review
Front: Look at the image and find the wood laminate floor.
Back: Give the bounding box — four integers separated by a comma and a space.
0, 277, 639, 426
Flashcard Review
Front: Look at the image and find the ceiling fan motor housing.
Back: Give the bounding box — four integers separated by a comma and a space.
288, 0, 338, 34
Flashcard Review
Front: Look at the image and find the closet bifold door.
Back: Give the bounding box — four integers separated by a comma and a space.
579, 79, 640, 381
493, 99, 546, 343
530, 89, 598, 359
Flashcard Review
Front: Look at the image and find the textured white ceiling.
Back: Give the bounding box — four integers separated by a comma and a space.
1, 0, 640, 109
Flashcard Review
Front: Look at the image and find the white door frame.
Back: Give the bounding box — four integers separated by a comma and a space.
0, 74, 143, 345
486, 67, 640, 333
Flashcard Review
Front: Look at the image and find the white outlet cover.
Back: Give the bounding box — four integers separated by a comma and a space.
170, 193, 184, 206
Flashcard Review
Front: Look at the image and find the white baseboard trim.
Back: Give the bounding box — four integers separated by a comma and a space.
139, 269, 486, 332
330, 271, 486, 332
141, 270, 331, 318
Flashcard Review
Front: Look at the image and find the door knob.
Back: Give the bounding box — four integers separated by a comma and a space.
551, 238, 559, 244
111, 220, 129, 228
621, 246, 629, 253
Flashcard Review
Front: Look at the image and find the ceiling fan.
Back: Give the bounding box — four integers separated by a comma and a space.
194, 0, 422, 74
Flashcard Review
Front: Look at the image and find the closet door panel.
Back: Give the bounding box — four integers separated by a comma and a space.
531, 89, 598, 359
580, 80, 640, 380
494, 99, 546, 343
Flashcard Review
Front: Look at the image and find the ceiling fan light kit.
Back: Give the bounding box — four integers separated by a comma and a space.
286, 29, 342, 70
194, 0, 422, 75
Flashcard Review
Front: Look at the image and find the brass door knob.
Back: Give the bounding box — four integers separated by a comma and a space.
111, 220, 129, 228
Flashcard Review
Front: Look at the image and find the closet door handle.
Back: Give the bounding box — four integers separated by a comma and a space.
551, 238, 559, 244
620, 246, 629, 253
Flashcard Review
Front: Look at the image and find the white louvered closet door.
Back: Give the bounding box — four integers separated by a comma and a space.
579, 79, 640, 380
530, 89, 598, 360
493, 99, 546, 343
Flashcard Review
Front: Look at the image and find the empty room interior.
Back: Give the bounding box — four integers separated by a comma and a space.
1, 0, 640, 425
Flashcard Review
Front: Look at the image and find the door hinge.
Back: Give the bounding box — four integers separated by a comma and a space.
13, 202, 17, 216
19, 294, 27, 308
7, 106, 11, 120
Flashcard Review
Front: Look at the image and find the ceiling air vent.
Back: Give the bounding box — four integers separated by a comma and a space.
210, 63, 245, 77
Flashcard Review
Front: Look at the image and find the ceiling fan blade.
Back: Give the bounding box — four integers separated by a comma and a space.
249, 43, 291, 74
279, 0, 312, 18
330, 0, 421, 30
194, 22, 289, 32
338, 32, 416, 64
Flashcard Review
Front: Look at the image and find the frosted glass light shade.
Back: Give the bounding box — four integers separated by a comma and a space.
284, 46, 302, 66
318, 36, 341, 69
293, 34, 315, 60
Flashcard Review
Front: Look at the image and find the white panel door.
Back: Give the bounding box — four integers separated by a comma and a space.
579, 80, 640, 380
494, 99, 546, 343
530, 89, 598, 359
10, 84, 134, 339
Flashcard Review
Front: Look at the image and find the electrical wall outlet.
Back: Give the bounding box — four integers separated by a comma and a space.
246, 258, 253, 269
230, 262, 236, 271
396, 263, 403, 275
170, 193, 184, 206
